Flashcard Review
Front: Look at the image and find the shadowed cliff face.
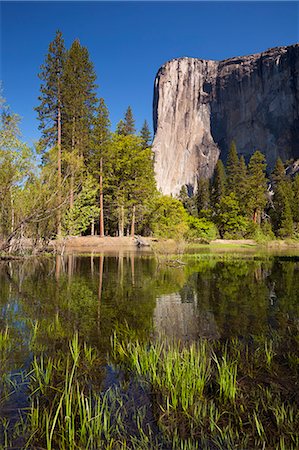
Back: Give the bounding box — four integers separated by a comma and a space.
153, 44, 299, 196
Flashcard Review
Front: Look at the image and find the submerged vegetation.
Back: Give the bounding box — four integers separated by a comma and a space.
0, 325, 298, 449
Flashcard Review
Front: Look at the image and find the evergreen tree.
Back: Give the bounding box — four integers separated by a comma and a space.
270, 158, 294, 234
116, 106, 136, 136
91, 98, 111, 236
247, 151, 268, 224
62, 39, 98, 160
178, 185, 197, 217
124, 106, 135, 135
140, 120, 152, 149
197, 177, 210, 215
236, 156, 249, 213
211, 159, 226, 208
272, 157, 286, 185
35, 30, 65, 151
35, 30, 66, 235
226, 141, 239, 192
62, 39, 98, 211
275, 184, 294, 238
116, 119, 126, 136
292, 174, 299, 224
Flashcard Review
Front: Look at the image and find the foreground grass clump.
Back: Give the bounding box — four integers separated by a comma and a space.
112, 334, 299, 449
1, 327, 299, 449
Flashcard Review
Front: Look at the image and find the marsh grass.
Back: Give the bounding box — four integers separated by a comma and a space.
112, 333, 299, 449
1, 324, 299, 449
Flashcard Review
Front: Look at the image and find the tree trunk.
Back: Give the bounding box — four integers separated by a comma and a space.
57, 100, 62, 237
70, 170, 74, 209
99, 157, 104, 237
9, 188, 14, 254
91, 218, 95, 236
119, 205, 124, 237
131, 205, 135, 237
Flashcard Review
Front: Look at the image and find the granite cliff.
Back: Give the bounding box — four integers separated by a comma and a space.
153, 44, 299, 196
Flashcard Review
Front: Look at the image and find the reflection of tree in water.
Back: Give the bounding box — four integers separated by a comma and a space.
0, 255, 187, 364
1, 255, 299, 361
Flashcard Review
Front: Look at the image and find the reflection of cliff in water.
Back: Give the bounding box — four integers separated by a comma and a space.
153, 291, 219, 341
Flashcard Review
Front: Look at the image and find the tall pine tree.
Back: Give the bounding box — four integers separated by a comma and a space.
226, 141, 239, 192
247, 151, 268, 224
140, 120, 152, 149
35, 30, 66, 236
211, 159, 226, 209
116, 106, 136, 136
91, 98, 111, 236
62, 39, 98, 208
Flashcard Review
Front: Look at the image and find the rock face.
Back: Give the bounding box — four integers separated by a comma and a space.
153, 44, 299, 196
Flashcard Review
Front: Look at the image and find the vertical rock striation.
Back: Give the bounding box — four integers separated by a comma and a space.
153, 44, 299, 196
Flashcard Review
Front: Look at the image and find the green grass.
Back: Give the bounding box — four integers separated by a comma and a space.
1, 326, 299, 449
112, 334, 299, 449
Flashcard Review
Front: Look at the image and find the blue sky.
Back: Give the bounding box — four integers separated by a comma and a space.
1, 1, 298, 147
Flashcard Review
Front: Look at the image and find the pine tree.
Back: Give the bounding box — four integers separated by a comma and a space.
226, 141, 239, 192
292, 174, 299, 224
124, 106, 135, 135
35, 30, 65, 235
197, 177, 210, 215
247, 151, 268, 224
62, 39, 98, 210
178, 185, 197, 217
236, 156, 249, 213
276, 185, 294, 238
116, 119, 126, 136
62, 39, 98, 160
272, 158, 286, 185
116, 106, 136, 136
271, 158, 294, 235
140, 120, 152, 149
211, 159, 226, 208
91, 98, 111, 236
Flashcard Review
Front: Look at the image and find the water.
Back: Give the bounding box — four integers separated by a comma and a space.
1, 253, 299, 356
1, 251, 299, 445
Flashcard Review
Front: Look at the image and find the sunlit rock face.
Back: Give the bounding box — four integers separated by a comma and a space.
153, 44, 299, 196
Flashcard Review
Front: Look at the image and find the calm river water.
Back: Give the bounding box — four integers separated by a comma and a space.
1, 250, 299, 447
1, 251, 299, 357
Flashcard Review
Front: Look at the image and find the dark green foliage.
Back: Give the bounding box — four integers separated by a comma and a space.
235, 156, 248, 212
197, 177, 210, 215
35, 30, 66, 151
271, 159, 295, 237
116, 106, 136, 136
211, 159, 226, 208
140, 120, 152, 149
272, 157, 286, 184
226, 141, 239, 192
178, 185, 197, 217
215, 193, 249, 238
62, 39, 98, 159
89, 97, 111, 172
292, 175, 299, 224
246, 151, 268, 224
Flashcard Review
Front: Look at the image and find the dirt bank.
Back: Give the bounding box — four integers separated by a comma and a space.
52, 236, 153, 254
